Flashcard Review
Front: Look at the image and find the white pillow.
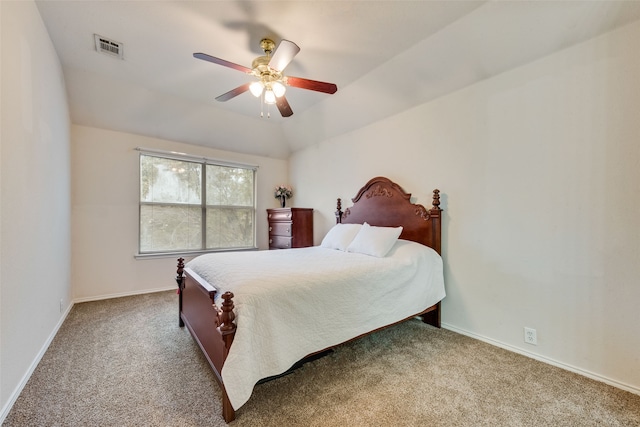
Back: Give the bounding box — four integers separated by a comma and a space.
320, 223, 363, 251
346, 222, 403, 257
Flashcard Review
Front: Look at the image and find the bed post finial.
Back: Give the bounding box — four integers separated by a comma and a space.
430, 190, 442, 255
219, 291, 236, 332
176, 257, 185, 278
432, 189, 441, 210
335, 198, 343, 224
176, 257, 185, 327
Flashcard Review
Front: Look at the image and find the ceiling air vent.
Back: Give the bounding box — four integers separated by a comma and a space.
94, 34, 123, 59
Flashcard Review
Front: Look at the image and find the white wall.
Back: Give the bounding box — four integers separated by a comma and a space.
0, 0, 72, 418
291, 20, 640, 393
71, 125, 289, 300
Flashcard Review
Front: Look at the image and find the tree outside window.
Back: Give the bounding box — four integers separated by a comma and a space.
139, 154, 256, 254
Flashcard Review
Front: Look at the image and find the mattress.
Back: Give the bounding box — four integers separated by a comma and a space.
185, 239, 446, 409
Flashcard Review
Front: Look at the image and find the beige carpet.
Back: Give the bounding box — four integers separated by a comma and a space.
4, 291, 639, 426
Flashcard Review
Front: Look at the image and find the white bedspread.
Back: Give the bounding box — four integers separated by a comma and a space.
185, 240, 445, 410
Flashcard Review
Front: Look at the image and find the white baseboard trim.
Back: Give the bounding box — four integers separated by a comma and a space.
442, 322, 640, 397
72, 286, 176, 304
0, 286, 176, 424
0, 302, 74, 424
6, 298, 634, 424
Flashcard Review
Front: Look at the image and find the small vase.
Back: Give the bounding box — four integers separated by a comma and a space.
280, 196, 286, 208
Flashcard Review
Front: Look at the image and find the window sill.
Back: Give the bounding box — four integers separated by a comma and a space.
134, 247, 259, 260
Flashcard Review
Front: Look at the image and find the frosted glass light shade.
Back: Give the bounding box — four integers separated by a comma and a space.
264, 89, 276, 104
272, 81, 286, 98
249, 81, 264, 97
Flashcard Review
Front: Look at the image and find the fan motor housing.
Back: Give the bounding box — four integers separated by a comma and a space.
251, 56, 283, 82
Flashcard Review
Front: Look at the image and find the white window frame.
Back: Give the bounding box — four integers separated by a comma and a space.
136, 147, 258, 258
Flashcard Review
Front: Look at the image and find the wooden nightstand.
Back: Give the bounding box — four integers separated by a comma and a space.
266, 208, 313, 249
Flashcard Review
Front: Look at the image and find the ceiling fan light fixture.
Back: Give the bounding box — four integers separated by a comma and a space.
194, 37, 337, 118
264, 89, 276, 105
272, 81, 286, 98
249, 81, 264, 97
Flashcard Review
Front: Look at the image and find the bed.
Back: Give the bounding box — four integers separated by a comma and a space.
175, 176, 445, 422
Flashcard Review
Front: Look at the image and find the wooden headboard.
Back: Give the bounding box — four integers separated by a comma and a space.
336, 177, 442, 254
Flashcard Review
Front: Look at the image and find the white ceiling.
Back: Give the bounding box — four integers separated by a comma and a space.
36, 1, 640, 159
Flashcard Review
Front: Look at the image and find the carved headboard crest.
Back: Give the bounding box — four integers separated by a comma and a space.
415, 206, 430, 220
366, 185, 393, 199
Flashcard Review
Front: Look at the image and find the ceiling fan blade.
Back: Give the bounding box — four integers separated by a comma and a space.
268, 40, 300, 72
215, 83, 251, 102
286, 76, 337, 94
276, 95, 293, 117
193, 52, 252, 73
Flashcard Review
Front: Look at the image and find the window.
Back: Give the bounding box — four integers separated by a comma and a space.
139, 151, 256, 255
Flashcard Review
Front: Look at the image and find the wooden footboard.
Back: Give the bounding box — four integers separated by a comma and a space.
176, 258, 237, 422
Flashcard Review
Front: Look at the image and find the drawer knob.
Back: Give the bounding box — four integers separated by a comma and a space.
269, 226, 272, 232
286, 228, 290, 233
269, 239, 272, 244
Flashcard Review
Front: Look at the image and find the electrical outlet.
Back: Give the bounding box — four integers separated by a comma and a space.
524, 327, 537, 345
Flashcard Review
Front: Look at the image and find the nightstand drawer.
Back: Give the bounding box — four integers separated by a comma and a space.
269, 222, 292, 237
269, 236, 293, 249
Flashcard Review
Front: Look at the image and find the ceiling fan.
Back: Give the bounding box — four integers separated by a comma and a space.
194, 38, 337, 117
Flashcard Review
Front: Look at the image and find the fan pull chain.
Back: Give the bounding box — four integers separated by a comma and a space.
259, 91, 272, 118
260, 92, 264, 118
